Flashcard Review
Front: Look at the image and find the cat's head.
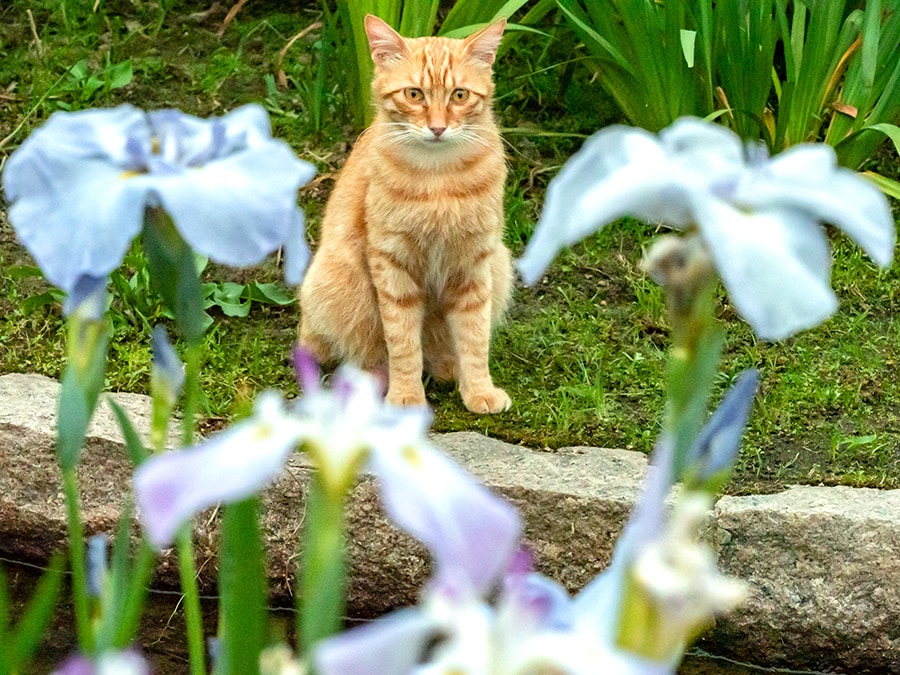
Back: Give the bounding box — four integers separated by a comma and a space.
365, 15, 505, 152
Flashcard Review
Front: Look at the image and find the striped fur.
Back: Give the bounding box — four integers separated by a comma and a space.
298, 15, 512, 413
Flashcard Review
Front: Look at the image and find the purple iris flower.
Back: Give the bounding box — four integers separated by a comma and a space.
51, 649, 149, 675
133, 358, 521, 575
2, 104, 315, 309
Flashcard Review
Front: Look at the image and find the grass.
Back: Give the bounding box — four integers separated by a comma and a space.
1, 0, 899, 494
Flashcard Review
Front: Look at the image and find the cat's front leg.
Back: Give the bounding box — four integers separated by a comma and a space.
369, 246, 428, 407
445, 264, 511, 414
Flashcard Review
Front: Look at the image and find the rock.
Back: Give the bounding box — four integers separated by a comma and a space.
434, 432, 647, 591
706, 487, 900, 673
0, 373, 163, 564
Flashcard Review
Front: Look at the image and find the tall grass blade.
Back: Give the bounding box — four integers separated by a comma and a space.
10, 555, 64, 672
215, 498, 267, 675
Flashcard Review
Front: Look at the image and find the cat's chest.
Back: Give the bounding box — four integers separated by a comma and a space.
366, 164, 503, 235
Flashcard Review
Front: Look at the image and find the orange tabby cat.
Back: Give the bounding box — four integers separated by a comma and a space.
298, 14, 512, 414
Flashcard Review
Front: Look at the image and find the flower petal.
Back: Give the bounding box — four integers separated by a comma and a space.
572, 435, 677, 645
150, 142, 315, 267
283, 206, 311, 285
368, 435, 522, 597
2, 108, 152, 293
294, 365, 399, 495
516, 122, 736, 286
685, 369, 758, 486
52, 649, 150, 675
517, 126, 663, 285
313, 608, 437, 675
501, 571, 573, 632
6, 105, 149, 166
133, 392, 299, 548
735, 144, 896, 267
659, 117, 745, 168
695, 199, 838, 340
63, 275, 109, 319
737, 144, 895, 267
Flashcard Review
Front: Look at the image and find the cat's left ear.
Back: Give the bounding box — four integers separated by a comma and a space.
463, 18, 506, 66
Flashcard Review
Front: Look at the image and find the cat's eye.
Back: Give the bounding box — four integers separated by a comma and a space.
404, 87, 425, 102
451, 88, 470, 103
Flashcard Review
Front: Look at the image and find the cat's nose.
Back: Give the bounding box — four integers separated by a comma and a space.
429, 126, 446, 139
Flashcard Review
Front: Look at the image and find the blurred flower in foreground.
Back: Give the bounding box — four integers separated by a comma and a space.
133, 351, 520, 567
517, 118, 895, 340
313, 370, 758, 674
52, 649, 150, 675
2, 104, 315, 306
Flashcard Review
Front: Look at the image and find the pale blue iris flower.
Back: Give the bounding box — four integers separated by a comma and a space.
313, 371, 758, 675
2, 104, 315, 308
133, 356, 520, 564
518, 118, 895, 340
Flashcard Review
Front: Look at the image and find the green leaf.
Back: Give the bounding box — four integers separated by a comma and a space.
299, 474, 347, 650
21, 291, 62, 315
68, 59, 89, 81
57, 313, 109, 470
215, 498, 267, 675
0, 566, 9, 674
142, 209, 206, 344
862, 170, 900, 200
243, 282, 296, 306
556, 2, 631, 72
864, 122, 900, 153
82, 74, 105, 101
680, 29, 696, 69
107, 60, 134, 90
9, 555, 64, 672
209, 283, 250, 317
7, 265, 44, 280
94, 508, 155, 652
106, 398, 150, 466
834, 122, 900, 169
440, 0, 526, 35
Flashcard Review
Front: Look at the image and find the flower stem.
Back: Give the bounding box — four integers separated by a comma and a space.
62, 467, 94, 655
664, 279, 723, 481
177, 527, 207, 675
144, 204, 210, 674
644, 235, 724, 481
181, 340, 202, 448
299, 473, 347, 657
174, 336, 207, 675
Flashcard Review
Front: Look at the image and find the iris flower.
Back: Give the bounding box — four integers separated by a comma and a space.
312, 371, 758, 674
51, 649, 150, 675
133, 354, 520, 565
517, 118, 895, 340
2, 104, 315, 306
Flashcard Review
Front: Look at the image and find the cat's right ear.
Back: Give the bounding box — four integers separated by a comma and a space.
365, 14, 407, 65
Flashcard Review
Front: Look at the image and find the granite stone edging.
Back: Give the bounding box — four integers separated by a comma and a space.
1, 372, 897, 673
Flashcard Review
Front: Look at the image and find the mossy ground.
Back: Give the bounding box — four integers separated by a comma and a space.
1, 0, 899, 494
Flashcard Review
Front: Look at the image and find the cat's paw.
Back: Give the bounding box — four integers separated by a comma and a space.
386, 387, 428, 408
463, 387, 511, 414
